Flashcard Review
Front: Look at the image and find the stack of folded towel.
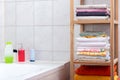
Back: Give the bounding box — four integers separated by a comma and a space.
74, 65, 118, 80
76, 4, 110, 19
76, 31, 110, 62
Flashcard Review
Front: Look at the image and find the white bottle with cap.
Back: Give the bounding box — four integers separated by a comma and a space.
30, 49, 35, 62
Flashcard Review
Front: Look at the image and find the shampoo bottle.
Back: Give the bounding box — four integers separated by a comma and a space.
30, 49, 35, 62
18, 44, 25, 62
4, 42, 13, 63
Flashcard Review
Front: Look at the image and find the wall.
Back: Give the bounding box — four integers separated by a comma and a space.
0, 0, 120, 69
0, 0, 70, 61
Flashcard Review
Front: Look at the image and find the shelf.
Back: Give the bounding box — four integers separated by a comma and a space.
73, 58, 118, 66
74, 19, 118, 24
114, 20, 118, 24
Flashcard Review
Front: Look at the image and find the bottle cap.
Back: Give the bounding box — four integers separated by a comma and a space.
6, 42, 12, 45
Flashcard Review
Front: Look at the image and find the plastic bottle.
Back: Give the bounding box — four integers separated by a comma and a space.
4, 42, 13, 63
18, 44, 25, 62
30, 49, 35, 62
13, 49, 18, 63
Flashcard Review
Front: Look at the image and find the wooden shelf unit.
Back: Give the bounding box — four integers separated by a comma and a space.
70, 0, 119, 80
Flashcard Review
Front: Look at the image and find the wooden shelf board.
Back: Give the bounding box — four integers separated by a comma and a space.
74, 19, 118, 24
114, 20, 118, 24
74, 19, 110, 24
73, 58, 118, 66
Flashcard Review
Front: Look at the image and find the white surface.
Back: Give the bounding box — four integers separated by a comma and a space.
0, 61, 68, 80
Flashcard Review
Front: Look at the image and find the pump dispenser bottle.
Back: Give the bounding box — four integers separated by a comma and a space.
18, 44, 25, 62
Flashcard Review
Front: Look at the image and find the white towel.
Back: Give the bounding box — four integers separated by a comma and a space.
76, 44, 110, 49
76, 16, 109, 20
76, 42, 109, 47
76, 37, 110, 42
76, 4, 108, 9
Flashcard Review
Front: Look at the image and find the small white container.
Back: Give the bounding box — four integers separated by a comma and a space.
30, 49, 35, 62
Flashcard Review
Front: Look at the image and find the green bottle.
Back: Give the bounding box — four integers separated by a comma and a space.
4, 42, 13, 63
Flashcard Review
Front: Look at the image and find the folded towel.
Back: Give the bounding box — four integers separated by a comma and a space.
76, 51, 108, 56
75, 65, 117, 76
76, 16, 109, 20
77, 46, 110, 49
74, 74, 118, 80
77, 54, 108, 61
76, 37, 110, 42
77, 48, 105, 52
76, 12, 109, 16
76, 4, 108, 9
76, 42, 109, 47
80, 31, 107, 37
76, 8, 109, 13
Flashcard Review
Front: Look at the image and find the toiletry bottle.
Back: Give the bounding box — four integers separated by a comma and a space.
13, 49, 17, 63
18, 44, 25, 62
30, 49, 35, 62
4, 42, 13, 63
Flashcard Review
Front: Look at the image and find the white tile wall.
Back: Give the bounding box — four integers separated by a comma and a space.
35, 50, 53, 61
2, 0, 119, 62
4, 2, 16, 26
16, 26, 34, 50
34, 1, 52, 26
84, 0, 94, 5
53, 0, 70, 26
3, 0, 32, 1
4, 0, 15, 2
0, 2, 5, 62
0, 26, 3, 61
93, 0, 108, 5
53, 51, 70, 61
5, 27, 16, 47
16, 2, 34, 26
0, 2, 4, 26
35, 26, 52, 51
53, 26, 70, 51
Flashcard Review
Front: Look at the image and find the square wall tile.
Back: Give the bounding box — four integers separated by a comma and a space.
53, 0, 70, 25
53, 26, 70, 51
4, 0, 15, 2
93, 0, 108, 5
0, 3, 4, 26
16, 0, 33, 2
84, 0, 94, 5
5, 27, 16, 47
35, 26, 52, 51
16, 26, 34, 50
24, 50, 31, 62
5, 2, 16, 26
35, 50, 53, 61
16, 2, 34, 26
34, 1, 52, 25
0, 26, 4, 62
53, 51, 70, 61
74, 0, 80, 5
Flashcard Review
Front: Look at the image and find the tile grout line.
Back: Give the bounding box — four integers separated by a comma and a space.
15, 0, 17, 49
33, 0, 35, 49
52, 0, 54, 61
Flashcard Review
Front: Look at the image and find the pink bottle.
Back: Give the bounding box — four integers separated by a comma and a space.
18, 44, 25, 62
